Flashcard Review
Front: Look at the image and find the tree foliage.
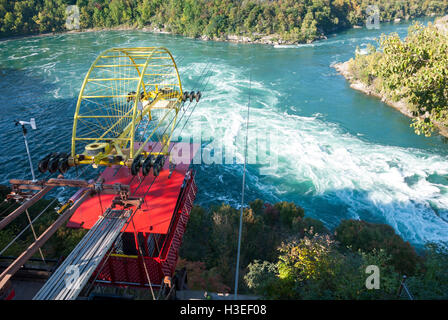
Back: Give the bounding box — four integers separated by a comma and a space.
335, 219, 421, 275
348, 20, 448, 136
1, 0, 447, 43
0, 185, 87, 259
179, 200, 327, 292
406, 242, 448, 299
176, 258, 230, 293
244, 232, 402, 299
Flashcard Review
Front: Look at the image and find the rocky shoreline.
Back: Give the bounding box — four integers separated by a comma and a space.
333, 61, 448, 138
1, 24, 323, 46
2, 14, 445, 45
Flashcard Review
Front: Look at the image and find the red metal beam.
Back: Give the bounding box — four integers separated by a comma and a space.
0, 189, 91, 291
9, 178, 130, 195
2, 178, 130, 231
0, 186, 53, 231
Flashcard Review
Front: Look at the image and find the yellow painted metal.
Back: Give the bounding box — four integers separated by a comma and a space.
110, 253, 139, 259
56, 200, 73, 214
71, 47, 184, 168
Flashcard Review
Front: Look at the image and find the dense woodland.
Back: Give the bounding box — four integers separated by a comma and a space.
1, 1, 448, 42
347, 19, 448, 137
181, 200, 448, 299
1, 185, 447, 299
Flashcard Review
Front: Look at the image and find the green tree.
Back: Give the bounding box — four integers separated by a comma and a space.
348, 21, 448, 137
245, 233, 401, 299
1, 0, 447, 41
406, 243, 448, 299
335, 219, 421, 275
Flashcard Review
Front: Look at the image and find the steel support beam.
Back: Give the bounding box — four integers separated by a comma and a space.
9, 178, 130, 193
0, 190, 91, 291
0, 186, 53, 230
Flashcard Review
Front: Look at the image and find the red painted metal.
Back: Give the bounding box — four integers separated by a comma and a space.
67, 142, 199, 234
92, 173, 197, 287
67, 142, 199, 288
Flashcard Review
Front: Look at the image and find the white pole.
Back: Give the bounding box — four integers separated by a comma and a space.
22, 128, 36, 182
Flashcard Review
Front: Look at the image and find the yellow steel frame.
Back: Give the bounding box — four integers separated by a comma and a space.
71, 47, 183, 167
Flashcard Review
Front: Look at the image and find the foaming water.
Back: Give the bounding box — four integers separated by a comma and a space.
1, 18, 447, 246
176, 61, 448, 245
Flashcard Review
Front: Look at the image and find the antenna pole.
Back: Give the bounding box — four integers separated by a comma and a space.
18, 123, 36, 182
234, 73, 251, 300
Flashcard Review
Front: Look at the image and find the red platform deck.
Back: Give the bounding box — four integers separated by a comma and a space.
67, 142, 199, 234
66, 142, 200, 288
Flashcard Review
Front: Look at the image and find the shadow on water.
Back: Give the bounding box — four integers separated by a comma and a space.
0, 67, 52, 111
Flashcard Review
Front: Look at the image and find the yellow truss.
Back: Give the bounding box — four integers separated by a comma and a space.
71, 47, 183, 167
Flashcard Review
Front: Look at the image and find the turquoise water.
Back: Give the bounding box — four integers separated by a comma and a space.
1, 18, 448, 246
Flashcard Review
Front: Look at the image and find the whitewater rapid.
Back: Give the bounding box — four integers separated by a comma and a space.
1, 21, 447, 246
177, 61, 448, 245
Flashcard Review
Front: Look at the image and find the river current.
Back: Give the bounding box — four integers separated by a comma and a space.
1, 18, 447, 246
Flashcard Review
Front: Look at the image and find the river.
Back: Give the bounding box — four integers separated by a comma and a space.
1, 17, 447, 246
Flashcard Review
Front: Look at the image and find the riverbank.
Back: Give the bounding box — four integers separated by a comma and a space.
333, 15, 448, 138
2, 12, 447, 46
334, 61, 448, 138
2, 13, 444, 46
0, 24, 321, 46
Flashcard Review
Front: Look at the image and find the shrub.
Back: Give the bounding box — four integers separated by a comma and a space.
406, 243, 448, 299
335, 219, 421, 275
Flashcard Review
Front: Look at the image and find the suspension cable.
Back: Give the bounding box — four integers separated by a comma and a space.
25, 209, 46, 263
132, 219, 156, 300
234, 72, 251, 299
86, 62, 213, 296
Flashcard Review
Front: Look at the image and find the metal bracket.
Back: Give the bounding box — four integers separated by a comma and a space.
168, 162, 176, 179
111, 194, 143, 210
94, 178, 105, 194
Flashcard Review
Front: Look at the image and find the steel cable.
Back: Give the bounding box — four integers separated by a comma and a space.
85, 62, 214, 296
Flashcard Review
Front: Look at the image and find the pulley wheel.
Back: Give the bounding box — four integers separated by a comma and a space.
153, 164, 160, 177
38, 152, 56, 173
142, 154, 155, 176
47, 153, 61, 173
195, 91, 202, 102
131, 154, 144, 176
156, 154, 165, 169
189, 91, 195, 102
58, 156, 69, 174
182, 92, 189, 102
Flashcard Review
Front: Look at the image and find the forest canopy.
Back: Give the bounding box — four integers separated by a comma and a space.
1, 0, 448, 42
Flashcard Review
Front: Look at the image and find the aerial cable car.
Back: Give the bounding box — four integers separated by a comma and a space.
2, 47, 205, 300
